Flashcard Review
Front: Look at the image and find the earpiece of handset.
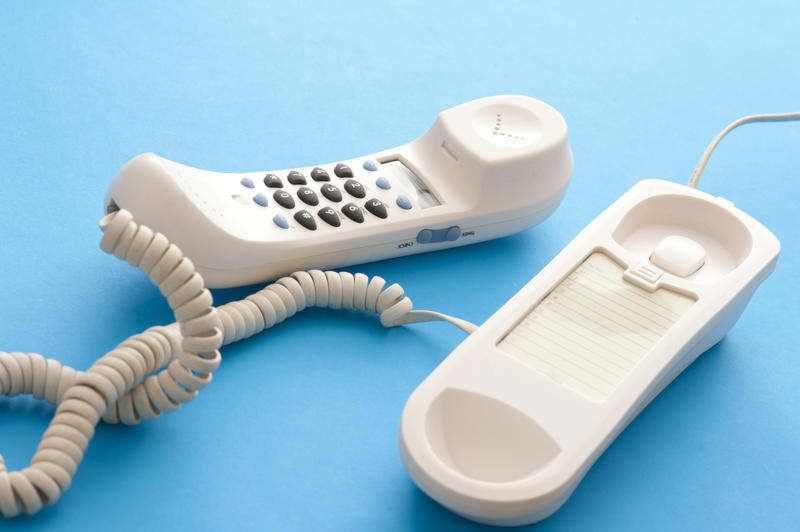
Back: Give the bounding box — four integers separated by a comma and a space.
411, 95, 573, 212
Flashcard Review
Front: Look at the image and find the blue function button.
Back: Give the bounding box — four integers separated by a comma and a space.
273, 214, 289, 229
253, 193, 268, 207
375, 176, 391, 190
363, 160, 377, 171
445, 226, 462, 241
416, 226, 461, 244
396, 195, 412, 210
240, 177, 255, 188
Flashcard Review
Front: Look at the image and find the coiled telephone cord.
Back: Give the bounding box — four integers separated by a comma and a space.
0, 209, 476, 518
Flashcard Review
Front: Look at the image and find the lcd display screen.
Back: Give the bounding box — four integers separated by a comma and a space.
381, 160, 441, 209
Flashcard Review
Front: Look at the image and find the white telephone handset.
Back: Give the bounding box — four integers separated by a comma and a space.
105, 95, 573, 287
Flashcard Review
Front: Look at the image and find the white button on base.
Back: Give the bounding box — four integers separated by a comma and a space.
650, 235, 706, 277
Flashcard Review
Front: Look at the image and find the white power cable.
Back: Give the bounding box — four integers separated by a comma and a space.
0, 209, 477, 518
687, 111, 800, 189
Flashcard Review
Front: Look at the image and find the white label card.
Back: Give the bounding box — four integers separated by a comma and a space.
498, 253, 694, 402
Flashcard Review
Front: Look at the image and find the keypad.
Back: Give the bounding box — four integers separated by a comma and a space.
233, 162, 408, 231
318, 207, 341, 227
287, 171, 306, 185
273, 190, 295, 209
334, 163, 353, 178
297, 186, 319, 206
264, 174, 283, 188
320, 183, 342, 202
294, 210, 317, 230
310, 167, 330, 182
364, 198, 387, 219
344, 179, 366, 199
342, 202, 364, 223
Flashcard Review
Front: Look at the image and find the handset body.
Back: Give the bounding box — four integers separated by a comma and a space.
398, 179, 780, 526
105, 95, 572, 288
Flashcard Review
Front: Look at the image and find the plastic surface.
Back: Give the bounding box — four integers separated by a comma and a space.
399, 180, 780, 526
105, 95, 573, 288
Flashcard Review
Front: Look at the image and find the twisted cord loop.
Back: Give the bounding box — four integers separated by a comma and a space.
0, 209, 475, 518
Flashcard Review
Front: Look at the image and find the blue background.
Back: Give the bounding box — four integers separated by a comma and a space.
1, 1, 798, 530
